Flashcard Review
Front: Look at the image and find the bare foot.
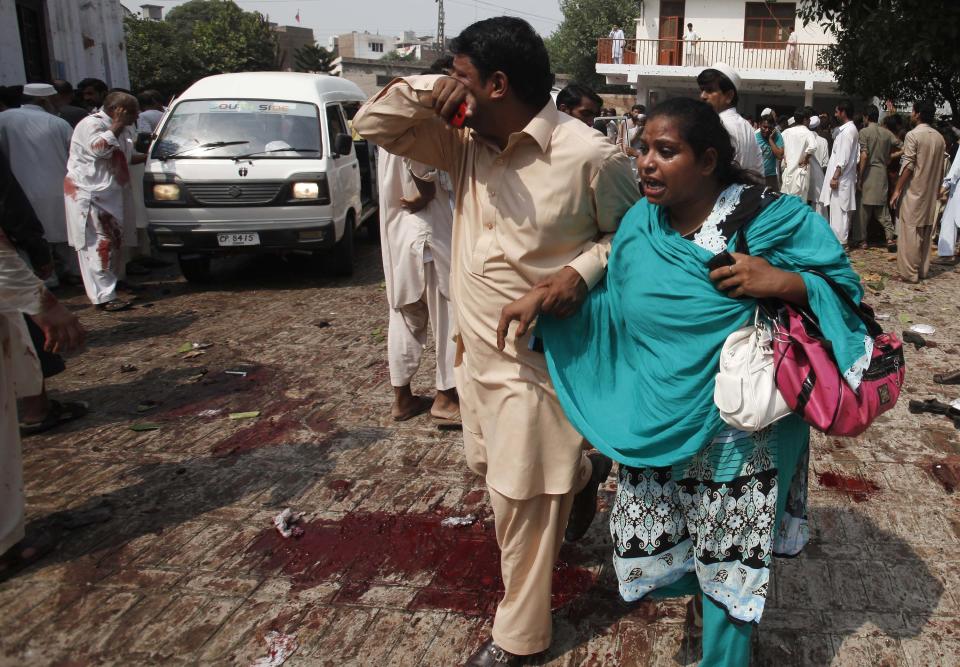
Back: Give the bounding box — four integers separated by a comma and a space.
392, 394, 433, 421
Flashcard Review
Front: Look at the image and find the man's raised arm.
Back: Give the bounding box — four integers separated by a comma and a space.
353, 75, 465, 173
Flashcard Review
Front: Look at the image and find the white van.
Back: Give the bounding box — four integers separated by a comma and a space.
143, 72, 377, 281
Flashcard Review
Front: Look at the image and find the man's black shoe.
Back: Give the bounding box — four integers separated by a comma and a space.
464, 638, 524, 666
564, 453, 613, 543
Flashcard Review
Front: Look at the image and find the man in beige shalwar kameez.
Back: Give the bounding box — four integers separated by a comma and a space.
353, 17, 639, 665
891, 101, 945, 283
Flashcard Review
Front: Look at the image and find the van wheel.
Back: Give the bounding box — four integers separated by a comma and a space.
331, 213, 355, 276
178, 254, 212, 283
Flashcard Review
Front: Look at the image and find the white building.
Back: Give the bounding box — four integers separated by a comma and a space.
335, 31, 397, 61
1, 0, 130, 88
598, 0, 847, 118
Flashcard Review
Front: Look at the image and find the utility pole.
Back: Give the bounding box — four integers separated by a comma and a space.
435, 0, 445, 52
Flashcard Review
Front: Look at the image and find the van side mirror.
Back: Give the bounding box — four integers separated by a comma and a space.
135, 131, 153, 154
334, 133, 354, 157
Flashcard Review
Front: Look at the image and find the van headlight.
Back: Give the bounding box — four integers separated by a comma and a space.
153, 183, 181, 200
292, 182, 320, 199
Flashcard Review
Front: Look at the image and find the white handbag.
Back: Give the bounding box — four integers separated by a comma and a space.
714, 307, 792, 432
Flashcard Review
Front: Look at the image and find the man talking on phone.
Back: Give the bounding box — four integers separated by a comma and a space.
353, 16, 638, 665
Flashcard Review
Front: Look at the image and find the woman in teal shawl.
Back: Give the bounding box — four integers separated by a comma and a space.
503, 98, 869, 665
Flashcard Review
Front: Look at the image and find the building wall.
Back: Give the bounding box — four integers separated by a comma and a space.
0, 1, 26, 84
337, 32, 396, 60
635, 0, 832, 44
272, 24, 315, 71
334, 56, 430, 97
1, 0, 130, 87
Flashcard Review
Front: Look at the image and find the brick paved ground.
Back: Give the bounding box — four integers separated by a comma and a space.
2, 238, 960, 666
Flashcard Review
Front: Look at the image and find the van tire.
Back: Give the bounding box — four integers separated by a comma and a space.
331, 213, 355, 276
178, 254, 212, 283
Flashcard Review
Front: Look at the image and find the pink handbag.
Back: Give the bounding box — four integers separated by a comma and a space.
763, 271, 905, 437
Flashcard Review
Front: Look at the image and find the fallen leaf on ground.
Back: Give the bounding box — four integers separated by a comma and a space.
130, 423, 161, 431
176, 342, 193, 353
229, 411, 261, 420
898, 313, 913, 324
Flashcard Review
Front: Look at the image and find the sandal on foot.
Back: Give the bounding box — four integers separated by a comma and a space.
96, 300, 133, 312
432, 410, 462, 429
20, 400, 89, 436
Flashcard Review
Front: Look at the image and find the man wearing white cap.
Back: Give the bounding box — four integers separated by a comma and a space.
0, 83, 74, 280
807, 114, 830, 214
697, 63, 764, 180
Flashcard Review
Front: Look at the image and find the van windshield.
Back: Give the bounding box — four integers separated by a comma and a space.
152, 99, 322, 160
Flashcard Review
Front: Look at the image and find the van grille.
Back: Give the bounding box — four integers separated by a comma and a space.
185, 181, 285, 205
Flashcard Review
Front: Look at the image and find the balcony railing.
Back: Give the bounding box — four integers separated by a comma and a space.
597, 38, 830, 72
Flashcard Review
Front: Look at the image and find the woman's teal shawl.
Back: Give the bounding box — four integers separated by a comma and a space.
540, 193, 868, 468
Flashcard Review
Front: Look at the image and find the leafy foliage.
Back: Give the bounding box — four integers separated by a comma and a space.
125, 0, 279, 96
546, 0, 637, 90
798, 0, 960, 119
293, 44, 336, 73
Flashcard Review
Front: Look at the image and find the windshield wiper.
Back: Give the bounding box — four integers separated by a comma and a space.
232, 147, 321, 161
158, 140, 250, 161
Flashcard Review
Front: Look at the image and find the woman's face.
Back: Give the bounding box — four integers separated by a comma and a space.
636, 115, 715, 207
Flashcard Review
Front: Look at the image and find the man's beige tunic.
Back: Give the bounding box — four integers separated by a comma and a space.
353, 76, 639, 499
899, 123, 945, 228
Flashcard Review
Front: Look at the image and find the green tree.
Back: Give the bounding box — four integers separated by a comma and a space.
294, 43, 336, 73
798, 0, 960, 121
125, 0, 279, 96
124, 16, 191, 94
546, 0, 637, 90
379, 50, 417, 63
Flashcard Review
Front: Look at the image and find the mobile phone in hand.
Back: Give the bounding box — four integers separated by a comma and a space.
706, 250, 736, 271
450, 102, 468, 128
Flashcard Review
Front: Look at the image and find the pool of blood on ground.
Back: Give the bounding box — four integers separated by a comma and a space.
245, 511, 595, 617
815, 471, 880, 502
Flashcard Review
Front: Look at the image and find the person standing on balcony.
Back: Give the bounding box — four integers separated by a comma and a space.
609, 24, 625, 64
683, 23, 701, 66
697, 63, 764, 182
818, 101, 860, 248
785, 26, 799, 69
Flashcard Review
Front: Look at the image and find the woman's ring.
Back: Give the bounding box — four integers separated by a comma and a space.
728, 265, 735, 277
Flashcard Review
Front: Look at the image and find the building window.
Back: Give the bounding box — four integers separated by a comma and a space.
370, 42, 384, 53
744, 2, 796, 49
375, 75, 394, 86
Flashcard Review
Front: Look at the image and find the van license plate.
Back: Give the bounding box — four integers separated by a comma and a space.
217, 233, 260, 246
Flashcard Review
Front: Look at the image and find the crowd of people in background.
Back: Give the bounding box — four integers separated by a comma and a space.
560, 63, 960, 287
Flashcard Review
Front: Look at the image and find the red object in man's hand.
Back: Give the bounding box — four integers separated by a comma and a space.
450, 102, 468, 128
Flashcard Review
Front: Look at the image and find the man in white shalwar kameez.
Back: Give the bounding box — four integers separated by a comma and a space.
0, 83, 74, 279
64, 92, 143, 311
936, 155, 960, 262
0, 231, 84, 568
807, 115, 830, 215
780, 108, 817, 196
609, 26, 625, 64
819, 102, 860, 246
378, 149, 459, 424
